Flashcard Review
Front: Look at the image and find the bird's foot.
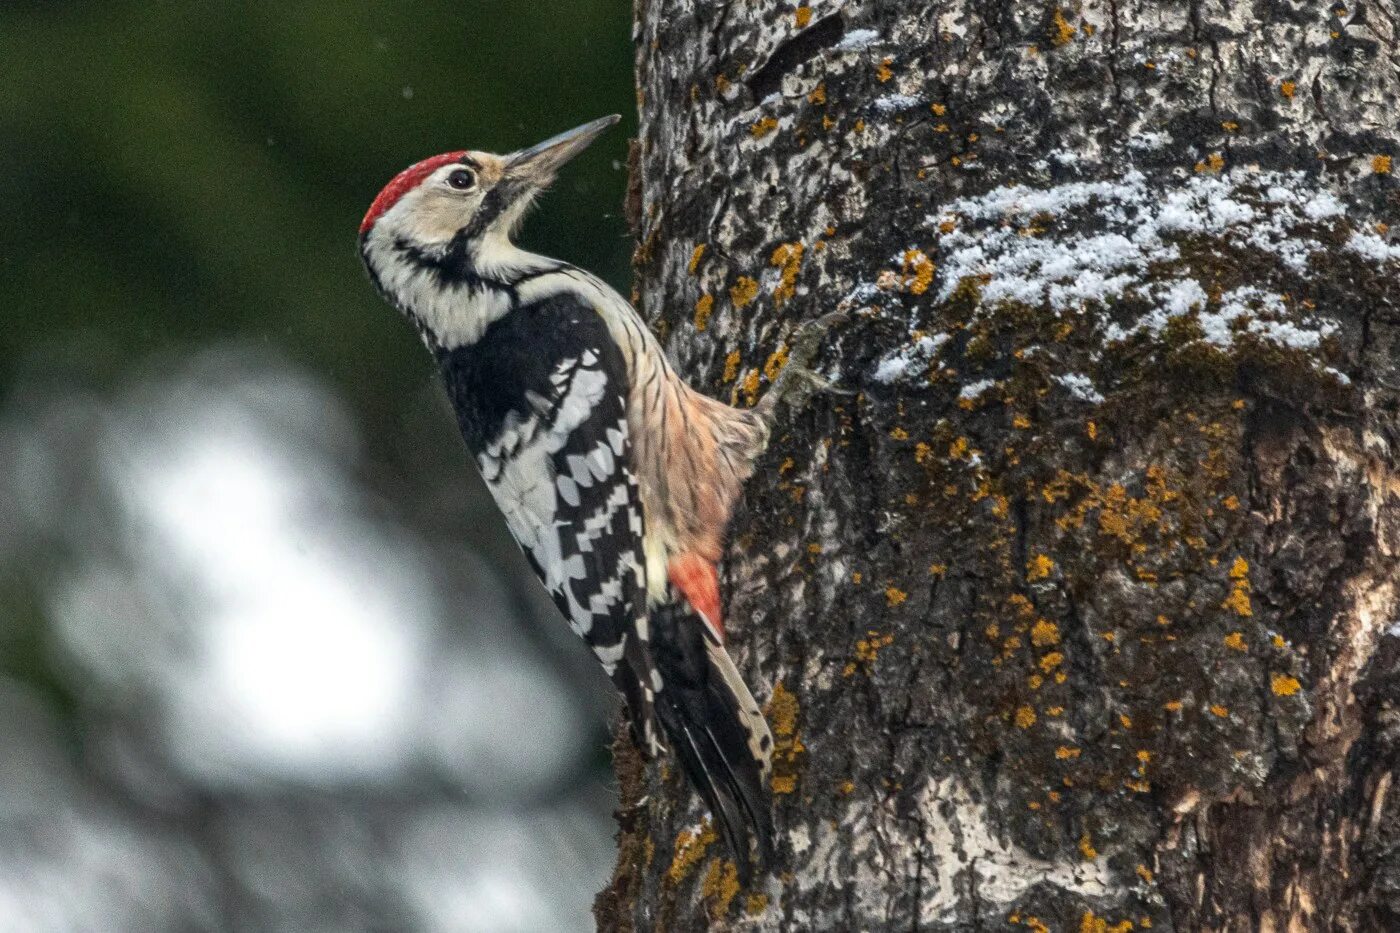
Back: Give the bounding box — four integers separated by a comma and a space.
755, 311, 851, 424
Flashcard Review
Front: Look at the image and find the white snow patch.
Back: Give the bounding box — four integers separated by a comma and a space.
872, 334, 949, 384
1055, 373, 1105, 404
873, 94, 921, 113
1347, 231, 1400, 263
834, 28, 879, 51
927, 169, 1348, 355
958, 378, 996, 400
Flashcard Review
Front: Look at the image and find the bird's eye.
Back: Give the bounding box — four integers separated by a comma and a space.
446, 168, 476, 190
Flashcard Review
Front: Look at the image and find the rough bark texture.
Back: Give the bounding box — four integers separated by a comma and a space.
597, 3, 1400, 930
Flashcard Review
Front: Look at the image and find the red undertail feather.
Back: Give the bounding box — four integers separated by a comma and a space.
668, 554, 723, 642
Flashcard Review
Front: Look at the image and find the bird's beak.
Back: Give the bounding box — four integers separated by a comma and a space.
505, 115, 620, 184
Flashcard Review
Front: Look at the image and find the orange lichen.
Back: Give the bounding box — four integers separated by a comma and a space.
929, 563, 947, 578
740, 368, 762, 406
1078, 835, 1098, 860
1027, 554, 1056, 581
1374, 155, 1393, 175
885, 587, 908, 607
900, 249, 935, 294
702, 859, 740, 914
808, 82, 826, 105
770, 242, 805, 306
1223, 557, 1253, 616
764, 344, 790, 382
693, 294, 714, 331
765, 682, 804, 795
931, 102, 947, 116
746, 893, 769, 915
1136, 864, 1154, 883
688, 243, 706, 274
890, 426, 910, 440
1195, 152, 1225, 173
721, 349, 741, 383
1051, 8, 1076, 46
667, 820, 718, 884
729, 275, 760, 308
1223, 631, 1247, 651
1281, 80, 1297, 98
876, 58, 893, 82
794, 5, 813, 27
751, 117, 778, 138
1031, 619, 1061, 647
1221, 120, 1239, 132
915, 442, 932, 464
1055, 745, 1081, 760
1210, 704, 1229, 718
1014, 706, 1037, 729
1271, 673, 1302, 696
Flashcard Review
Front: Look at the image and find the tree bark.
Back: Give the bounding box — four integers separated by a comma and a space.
597, 2, 1400, 930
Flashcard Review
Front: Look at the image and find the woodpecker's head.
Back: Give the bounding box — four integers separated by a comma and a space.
359, 115, 619, 264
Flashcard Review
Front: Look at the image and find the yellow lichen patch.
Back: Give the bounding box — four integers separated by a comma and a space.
852, 571, 862, 584
949, 436, 970, 459
846, 630, 895, 677
741, 368, 762, 406
693, 294, 714, 331
794, 5, 813, 27
1223, 631, 1247, 651
1056, 745, 1081, 760
721, 349, 742, 383
1081, 912, 1136, 933
1086, 420, 1098, 440
1221, 120, 1239, 132
746, 893, 770, 915
931, 102, 947, 116
1281, 80, 1297, 98
1136, 863, 1154, 883
702, 859, 740, 915
667, 820, 717, 884
688, 243, 707, 274
890, 426, 910, 440
1163, 699, 1183, 712
1223, 494, 1240, 511
1013, 414, 1032, 429
1374, 154, 1393, 175
1223, 556, 1252, 616
1014, 705, 1037, 729
1027, 554, 1056, 581
929, 563, 947, 578
1210, 704, 1229, 718
1038, 651, 1064, 673
1078, 834, 1098, 860
914, 442, 932, 464
1051, 8, 1076, 46
885, 587, 908, 607
729, 275, 760, 308
1031, 619, 1061, 647
1271, 673, 1302, 696
876, 57, 893, 82
838, 780, 855, 795
765, 682, 804, 795
751, 117, 778, 138
806, 83, 826, 106
770, 242, 805, 306
1195, 152, 1225, 173
779, 457, 795, 475
900, 249, 935, 294
764, 344, 790, 383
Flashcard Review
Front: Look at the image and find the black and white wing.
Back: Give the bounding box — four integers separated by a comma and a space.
439, 292, 662, 755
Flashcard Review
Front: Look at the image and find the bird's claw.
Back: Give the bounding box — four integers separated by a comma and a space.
757, 311, 851, 421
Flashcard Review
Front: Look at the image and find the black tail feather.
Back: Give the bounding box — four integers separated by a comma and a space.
649, 597, 773, 883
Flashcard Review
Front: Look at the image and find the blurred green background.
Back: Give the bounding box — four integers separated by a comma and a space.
0, 3, 636, 930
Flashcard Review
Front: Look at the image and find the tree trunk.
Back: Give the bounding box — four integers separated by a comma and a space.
596, 2, 1400, 930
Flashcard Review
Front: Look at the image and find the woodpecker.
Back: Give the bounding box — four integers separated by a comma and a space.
359, 115, 837, 879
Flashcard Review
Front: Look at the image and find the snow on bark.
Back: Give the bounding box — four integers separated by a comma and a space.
599, 1, 1400, 930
